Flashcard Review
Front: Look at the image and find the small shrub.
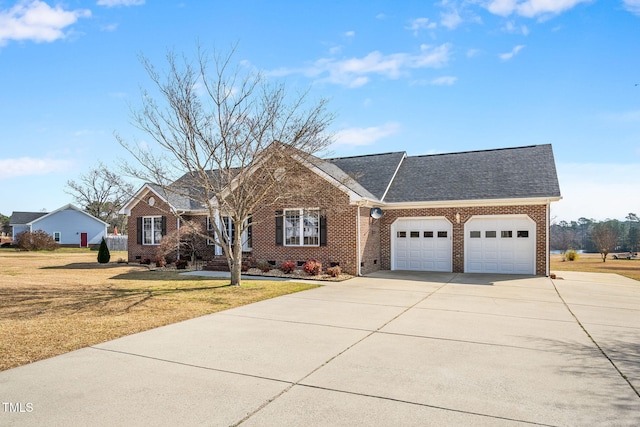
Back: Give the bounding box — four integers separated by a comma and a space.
97, 238, 110, 264
326, 266, 342, 277
303, 259, 322, 276
280, 260, 296, 274
154, 255, 166, 268
15, 230, 59, 251
258, 262, 272, 273
564, 249, 579, 262
164, 254, 176, 265
116, 258, 128, 264
140, 257, 151, 265
175, 259, 189, 269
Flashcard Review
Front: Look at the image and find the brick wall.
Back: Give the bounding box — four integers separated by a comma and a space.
127, 191, 179, 262
251, 167, 360, 275
379, 204, 549, 275
359, 206, 381, 275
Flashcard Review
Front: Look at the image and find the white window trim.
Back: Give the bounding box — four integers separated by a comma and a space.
284, 208, 320, 247
53, 231, 61, 243
142, 216, 163, 245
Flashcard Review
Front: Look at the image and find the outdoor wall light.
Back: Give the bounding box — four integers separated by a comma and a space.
455, 212, 461, 224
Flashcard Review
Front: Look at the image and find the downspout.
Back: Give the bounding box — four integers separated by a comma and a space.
546, 200, 550, 277
356, 204, 362, 276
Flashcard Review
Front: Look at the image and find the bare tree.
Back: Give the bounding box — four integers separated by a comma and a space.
590, 222, 620, 262
550, 220, 578, 253
65, 163, 134, 233
118, 46, 335, 286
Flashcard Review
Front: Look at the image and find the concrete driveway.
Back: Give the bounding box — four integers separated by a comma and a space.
1, 271, 639, 426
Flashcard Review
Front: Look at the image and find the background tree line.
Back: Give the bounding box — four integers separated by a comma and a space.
551, 214, 640, 260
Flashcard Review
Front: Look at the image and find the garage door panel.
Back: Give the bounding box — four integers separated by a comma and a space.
393, 218, 452, 272
465, 216, 535, 275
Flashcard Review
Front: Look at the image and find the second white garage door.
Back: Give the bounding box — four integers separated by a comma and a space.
464, 215, 536, 275
392, 217, 452, 272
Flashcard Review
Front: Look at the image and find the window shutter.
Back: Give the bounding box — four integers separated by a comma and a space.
161, 216, 167, 235
275, 210, 283, 246
320, 214, 327, 246
136, 217, 142, 244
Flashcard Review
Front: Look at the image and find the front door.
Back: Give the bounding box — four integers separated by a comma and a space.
80, 233, 88, 248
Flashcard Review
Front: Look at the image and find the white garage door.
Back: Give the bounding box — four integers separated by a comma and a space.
392, 218, 452, 272
465, 216, 536, 275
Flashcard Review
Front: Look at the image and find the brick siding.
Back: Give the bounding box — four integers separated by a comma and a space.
127, 178, 550, 276
378, 204, 549, 275
127, 192, 179, 262
251, 167, 360, 275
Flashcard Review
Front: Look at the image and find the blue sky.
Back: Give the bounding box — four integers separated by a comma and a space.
1, 0, 639, 223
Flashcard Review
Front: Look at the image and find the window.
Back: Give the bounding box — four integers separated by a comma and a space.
397, 231, 407, 238
437, 231, 448, 238
424, 231, 434, 238
501, 230, 513, 238
285, 209, 319, 246
470, 231, 481, 238
142, 216, 163, 245
485, 231, 497, 238
53, 232, 61, 243
410, 231, 420, 238
207, 216, 251, 249
517, 230, 529, 238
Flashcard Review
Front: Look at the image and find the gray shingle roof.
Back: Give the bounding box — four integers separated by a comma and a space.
327, 152, 406, 200
141, 144, 560, 210
9, 211, 48, 225
383, 144, 561, 203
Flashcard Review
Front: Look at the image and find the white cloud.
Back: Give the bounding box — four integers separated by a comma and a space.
623, 0, 640, 15
467, 48, 482, 58
271, 44, 452, 88
430, 75, 458, 85
344, 30, 355, 37
484, 0, 592, 18
406, 17, 437, 35
0, 0, 91, 46
333, 122, 401, 147
503, 20, 529, 35
97, 0, 145, 7
499, 44, 525, 60
101, 23, 119, 32
552, 162, 640, 222
412, 75, 458, 86
440, 10, 463, 29
0, 157, 73, 179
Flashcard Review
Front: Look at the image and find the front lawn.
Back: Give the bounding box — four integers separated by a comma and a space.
0, 250, 318, 371
550, 252, 640, 282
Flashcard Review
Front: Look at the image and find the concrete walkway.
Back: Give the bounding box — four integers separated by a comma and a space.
1, 271, 639, 426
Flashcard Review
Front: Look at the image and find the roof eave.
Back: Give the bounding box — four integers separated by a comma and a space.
379, 196, 562, 210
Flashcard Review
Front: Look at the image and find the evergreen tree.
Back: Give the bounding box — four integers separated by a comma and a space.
97, 237, 111, 264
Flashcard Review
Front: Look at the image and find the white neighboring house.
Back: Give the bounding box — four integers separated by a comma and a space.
9, 204, 109, 248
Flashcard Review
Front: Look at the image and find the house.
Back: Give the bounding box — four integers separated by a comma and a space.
10, 204, 109, 248
120, 144, 561, 276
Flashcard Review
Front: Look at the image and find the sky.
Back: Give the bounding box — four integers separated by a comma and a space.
1, 0, 639, 224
